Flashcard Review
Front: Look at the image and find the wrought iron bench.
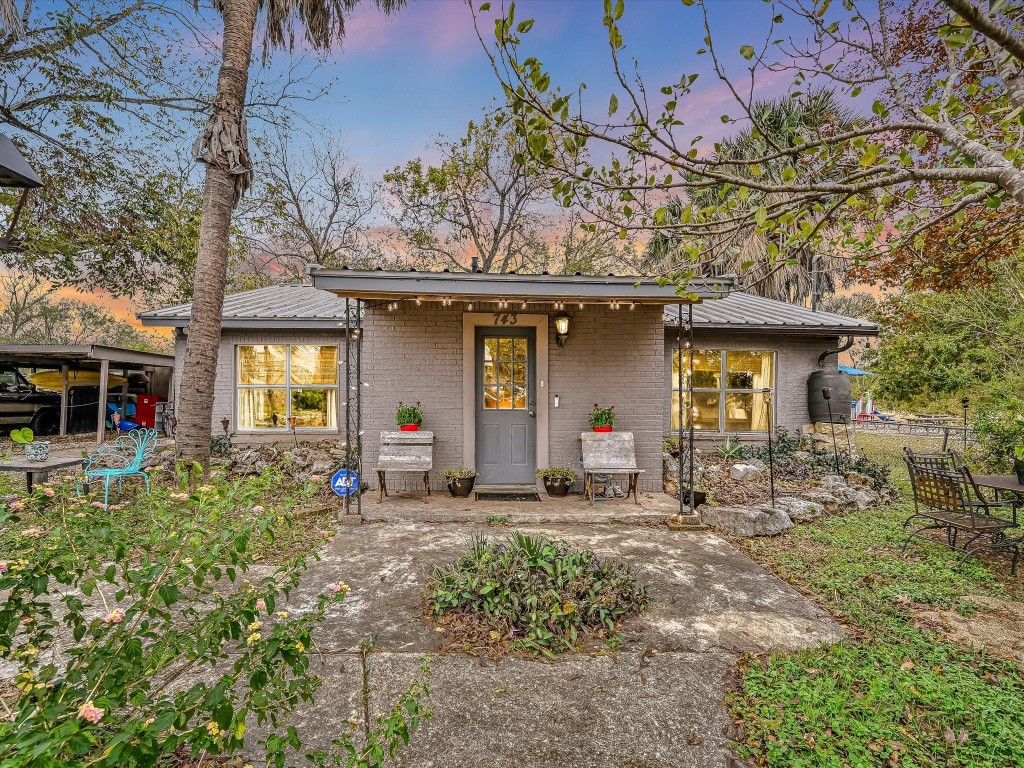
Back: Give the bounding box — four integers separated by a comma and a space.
374, 431, 433, 503
903, 457, 1019, 574
580, 431, 644, 506
79, 428, 158, 506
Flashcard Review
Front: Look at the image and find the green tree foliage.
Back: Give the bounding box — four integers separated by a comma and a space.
0, 2, 209, 297
478, 0, 1024, 291
864, 258, 1024, 411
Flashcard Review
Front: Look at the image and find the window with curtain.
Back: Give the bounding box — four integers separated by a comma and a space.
672, 350, 774, 432
237, 344, 338, 430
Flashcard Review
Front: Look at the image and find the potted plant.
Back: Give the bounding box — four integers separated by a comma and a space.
536, 467, 578, 497
443, 467, 477, 497
396, 402, 423, 432
1013, 446, 1024, 485
589, 404, 616, 432
11, 428, 50, 461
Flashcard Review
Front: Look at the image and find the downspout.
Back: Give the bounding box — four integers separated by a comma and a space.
817, 336, 855, 367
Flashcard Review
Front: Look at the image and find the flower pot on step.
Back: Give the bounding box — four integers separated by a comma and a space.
399, 424, 420, 432
447, 476, 476, 497
542, 476, 571, 497
592, 426, 613, 433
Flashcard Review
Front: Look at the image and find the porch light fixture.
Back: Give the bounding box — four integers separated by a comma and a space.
553, 313, 571, 347
0, 135, 43, 253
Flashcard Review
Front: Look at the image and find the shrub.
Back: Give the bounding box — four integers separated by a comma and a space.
442, 467, 477, 479
395, 402, 422, 427
588, 404, 616, 428
973, 396, 1024, 471
535, 467, 579, 483
0, 472, 428, 768
426, 533, 649, 657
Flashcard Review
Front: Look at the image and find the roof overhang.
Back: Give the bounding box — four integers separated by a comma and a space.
0, 345, 174, 370
310, 268, 735, 305
138, 315, 347, 330
0, 135, 43, 188
669, 322, 879, 337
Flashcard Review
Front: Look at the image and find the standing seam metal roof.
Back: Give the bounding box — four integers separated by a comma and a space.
140, 283, 877, 335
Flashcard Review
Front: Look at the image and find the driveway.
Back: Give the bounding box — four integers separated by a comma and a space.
258, 522, 840, 767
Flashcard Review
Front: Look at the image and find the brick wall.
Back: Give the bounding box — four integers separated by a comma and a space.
173, 329, 345, 439
360, 303, 665, 492
661, 331, 837, 439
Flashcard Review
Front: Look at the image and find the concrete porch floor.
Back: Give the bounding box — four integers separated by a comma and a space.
357, 489, 690, 525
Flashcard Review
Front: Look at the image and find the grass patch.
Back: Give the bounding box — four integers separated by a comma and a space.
729, 501, 1024, 767
425, 532, 650, 657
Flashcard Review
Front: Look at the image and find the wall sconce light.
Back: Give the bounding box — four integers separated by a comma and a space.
220, 417, 231, 434
553, 312, 571, 347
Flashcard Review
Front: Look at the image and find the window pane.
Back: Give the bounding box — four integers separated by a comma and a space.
671, 390, 721, 431
725, 351, 774, 390
497, 338, 512, 360
673, 350, 721, 389
483, 362, 497, 385
484, 338, 498, 361
238, 345, 285, 385
238, 388, 286, 429
512, 385, 527, 409
290, 388, 337, 428
498, 362, 513, 387
290, 345, 338, 385
726, 392, 772, 431
513, 338, 527, 360
497, 385, 513, 409
483, 386, 499, 409
512, 363, 525, 384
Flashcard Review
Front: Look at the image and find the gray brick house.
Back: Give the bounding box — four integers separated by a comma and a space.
140, 270, 877, 492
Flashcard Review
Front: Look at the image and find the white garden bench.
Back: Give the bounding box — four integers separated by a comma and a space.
580, 431, 644, 506
374, 431, 433, 503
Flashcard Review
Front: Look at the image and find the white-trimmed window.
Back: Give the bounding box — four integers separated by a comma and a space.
671, 350, 775, 432
236, 344, 338, 430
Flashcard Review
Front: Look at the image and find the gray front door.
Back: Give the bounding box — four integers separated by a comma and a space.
476, 328, 536, 485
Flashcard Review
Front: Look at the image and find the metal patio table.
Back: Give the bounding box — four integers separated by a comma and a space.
0, 452, 85, 493
972, 474, 1024, 526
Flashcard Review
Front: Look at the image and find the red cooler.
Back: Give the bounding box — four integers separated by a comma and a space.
135, 394, 165, 428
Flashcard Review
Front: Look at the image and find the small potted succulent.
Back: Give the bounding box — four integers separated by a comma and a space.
443, 467, 478, 497
11, 427, 50, 461
589, 404, 616, 432
1013, 446, 1024, 485
396, 402, 423, 432
536, 467, 578, 497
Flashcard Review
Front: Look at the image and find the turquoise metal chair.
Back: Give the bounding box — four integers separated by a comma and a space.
80, 428, 158, 506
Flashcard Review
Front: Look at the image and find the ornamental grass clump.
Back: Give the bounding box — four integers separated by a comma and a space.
426, 533, 650, 656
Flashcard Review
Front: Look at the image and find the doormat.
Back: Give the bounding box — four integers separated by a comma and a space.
475, 492, 541, 502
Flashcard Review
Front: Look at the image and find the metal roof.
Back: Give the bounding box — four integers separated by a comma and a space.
0, 135, 42, 188
141, 282, 877, 336
665, 292, 877, 336
0, 344, 174, 369
309, 267, 735, 303
138, 284, 354, 329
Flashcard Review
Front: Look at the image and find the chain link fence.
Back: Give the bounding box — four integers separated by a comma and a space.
848, 421, 977, 476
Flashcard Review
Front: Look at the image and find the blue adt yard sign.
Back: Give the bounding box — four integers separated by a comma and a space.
331, 469, 359, 497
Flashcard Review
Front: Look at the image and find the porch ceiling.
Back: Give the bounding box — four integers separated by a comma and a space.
309, 268, 735, 305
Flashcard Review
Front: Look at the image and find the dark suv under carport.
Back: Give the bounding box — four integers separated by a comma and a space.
0, 365, 61, 435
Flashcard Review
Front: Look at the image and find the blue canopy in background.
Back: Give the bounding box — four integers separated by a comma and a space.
839, 364, 873, 376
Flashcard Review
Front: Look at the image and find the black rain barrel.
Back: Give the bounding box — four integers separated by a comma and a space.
807, 369, 851, 424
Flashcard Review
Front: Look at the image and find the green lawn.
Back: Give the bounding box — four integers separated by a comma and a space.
730, 501, 1024, 767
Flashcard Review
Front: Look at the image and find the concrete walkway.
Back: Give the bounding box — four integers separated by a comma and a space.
259, 522, 841, 767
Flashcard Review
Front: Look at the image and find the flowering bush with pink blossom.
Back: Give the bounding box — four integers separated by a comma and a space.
0, 470, 429, 768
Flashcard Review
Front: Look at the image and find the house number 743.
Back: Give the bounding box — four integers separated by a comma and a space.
493, 313, 518, 325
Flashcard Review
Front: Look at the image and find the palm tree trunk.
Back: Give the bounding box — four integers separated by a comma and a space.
176, 0, 258, 464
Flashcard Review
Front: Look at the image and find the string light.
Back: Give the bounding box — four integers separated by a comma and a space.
521, 301, 527, 310
610, 300, 621, 310
629, 302, 636, 310
467, 302, 475, 311
415, 298, 422, 306
578, 302, 584, 310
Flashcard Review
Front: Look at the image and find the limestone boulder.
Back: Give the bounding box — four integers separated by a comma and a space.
773, 497, 824, 523
729, 463, 764, 482
701, 504, 793, 537
795, 489, 843, 515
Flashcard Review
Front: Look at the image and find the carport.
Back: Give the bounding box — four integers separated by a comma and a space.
0, 345, 174, 444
